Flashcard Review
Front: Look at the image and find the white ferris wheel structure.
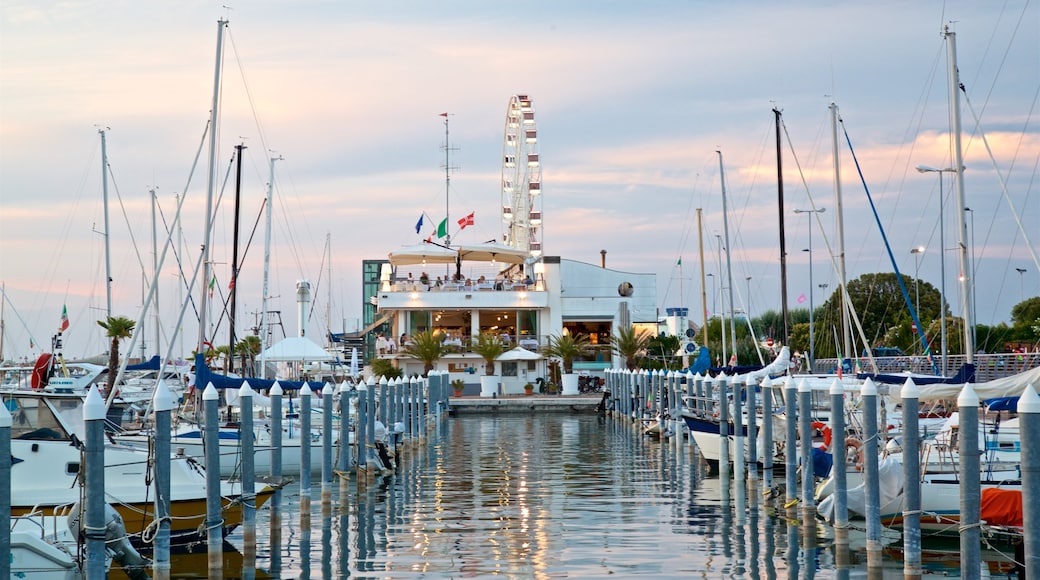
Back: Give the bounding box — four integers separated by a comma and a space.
500, 94, 542, 258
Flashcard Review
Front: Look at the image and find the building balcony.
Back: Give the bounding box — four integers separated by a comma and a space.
376, 282, 548, 311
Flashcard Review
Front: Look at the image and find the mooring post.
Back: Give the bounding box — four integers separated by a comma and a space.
784, 377, 798, 509
202, 383, 223, 574
0, 395, 10, 580
958, 383, 982, 578
300, 382, 314, 511
151, 380, 174, 578
862, 378, 882, 568
760, 376, 774, 488
1019, 384, 1040, 577
900, 377, 921, 579
322, 381, 334, 505
84, 385, 107, 578
830, 378, 849, 549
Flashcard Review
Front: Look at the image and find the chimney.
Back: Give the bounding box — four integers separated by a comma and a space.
600, 249, 607, 268
296, 279, 311, 337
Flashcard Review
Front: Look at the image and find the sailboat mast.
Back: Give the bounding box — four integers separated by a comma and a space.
443, 113, 452, 247
228, 143, 246, 374
718, 150, 738, 365
259, 155, 281, 378
151, 187, 160, 358
945, 26, 975, 362
775, 108, 790, 345
100, 128, 112, 318
831, 102, 852, 360
197, 19, 226, 354
697, 209, 708, 346
326, 233, 332, 347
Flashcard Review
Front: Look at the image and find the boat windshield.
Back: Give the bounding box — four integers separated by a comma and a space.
2, 395, 73, 440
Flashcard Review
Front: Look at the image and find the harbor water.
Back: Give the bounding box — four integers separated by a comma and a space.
114, 413, 1019, 578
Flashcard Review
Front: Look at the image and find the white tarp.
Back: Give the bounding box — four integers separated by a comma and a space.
261, 336, 334, 362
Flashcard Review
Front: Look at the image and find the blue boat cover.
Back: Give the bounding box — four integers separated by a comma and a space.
126, 355, 161, 371
856, 363, 975, 385
193, 353, 337, 392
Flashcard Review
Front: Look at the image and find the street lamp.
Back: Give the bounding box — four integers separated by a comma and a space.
910, 246, 925, 355
1016, 268, 1028, 301
794, 207, 826, 368
916, 164, 956, 373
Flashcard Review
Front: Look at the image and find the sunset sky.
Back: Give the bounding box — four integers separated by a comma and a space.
1, 1, 1037, 361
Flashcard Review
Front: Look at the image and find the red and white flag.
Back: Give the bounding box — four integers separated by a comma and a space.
457, 212, 475, 229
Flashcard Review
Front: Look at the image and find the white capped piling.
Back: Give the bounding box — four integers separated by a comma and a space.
356, 379, 368, 477
202, 382, 223, 573
718, 375, 731, 471
958, 383, 982, 577
798, 378, 814, 516
268, 381, 283, 576
862, 378, 883, 567
238, 381, 257, 575
407, 375, 417, 437
760, 376, 774, 487
830, 378, 849, 546
321, 382, 334, 505
784, 377, 798, 506
84, 385, 107, 578
379, 376, 389, 433
417, 376, 426, 437
392, 376, 402, 425
300, 382, 314, 501
1019, 384, 1040, 576
0, 399, 9, 580
337, 380, 352, 473
734, 376, 746, 480
369, 377, 379, 449
620, 370, 629, 417
270, 382, 283, 481
239, 381, 256, 524
746, 375, 758, 481
695, 373, 706, 414
152, 381, 175, 576
900, 378, 922, 578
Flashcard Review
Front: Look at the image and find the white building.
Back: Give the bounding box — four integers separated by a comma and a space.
373, 244, 656, 395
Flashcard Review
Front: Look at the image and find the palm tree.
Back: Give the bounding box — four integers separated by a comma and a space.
400, 330, 445, 376
542, 332, 591, 374
235, 335, 262, 376
97, 315, 136, 394
611, 326, 652, 370
471, 333, 507, 376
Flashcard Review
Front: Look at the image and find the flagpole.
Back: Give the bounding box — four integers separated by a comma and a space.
441, 113, 452, 247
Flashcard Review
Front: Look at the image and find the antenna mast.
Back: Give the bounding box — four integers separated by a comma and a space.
440, 113, 459, 246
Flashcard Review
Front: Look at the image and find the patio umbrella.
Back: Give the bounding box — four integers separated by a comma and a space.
497, 346, 542, 361
388, 242, 459, 267
349, 347, 359, 378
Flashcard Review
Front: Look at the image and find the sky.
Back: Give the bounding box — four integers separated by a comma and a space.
1, 1, 1038, 362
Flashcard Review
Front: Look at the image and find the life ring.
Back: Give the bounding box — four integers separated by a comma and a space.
31, 353, 54, 391
811, 421, 833, 450
845, 437, 865, 471
202, 341, 215, 366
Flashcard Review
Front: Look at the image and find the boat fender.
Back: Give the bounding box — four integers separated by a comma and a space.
811, 421, 833, 450
68, 503, 150, 579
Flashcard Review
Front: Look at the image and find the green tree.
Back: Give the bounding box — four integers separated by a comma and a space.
542, 333, 591, 374
813, 273, 944, 358
97, 315, 136, 394
645, 334, 681, 370
371, 358, 403, 380
235, 335, 262, 376
470, 333, 507, 376
610, 326, 653, 370
400, 330, 445, 376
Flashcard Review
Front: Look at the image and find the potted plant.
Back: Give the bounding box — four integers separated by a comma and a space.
523, 382, 535, 396
451, 378, 465, 397
542, 332, 591, 395
399, 329, 445, 376
471, 333, 507, 397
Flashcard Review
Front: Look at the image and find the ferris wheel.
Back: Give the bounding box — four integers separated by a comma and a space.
501, 94, 542, 257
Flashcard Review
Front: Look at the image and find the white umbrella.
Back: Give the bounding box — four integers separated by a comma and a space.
456, 241, 528, 264
497, 346, 542, 361
349, 347, 359, 378
388, 242, 459, 267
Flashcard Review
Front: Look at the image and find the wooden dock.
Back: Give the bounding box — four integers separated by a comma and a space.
449, 393, 606, 414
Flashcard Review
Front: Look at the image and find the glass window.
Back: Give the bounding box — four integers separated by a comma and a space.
502, 362, 518, 377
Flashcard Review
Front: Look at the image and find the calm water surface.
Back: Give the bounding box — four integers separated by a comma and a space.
118, 413, 1020, 578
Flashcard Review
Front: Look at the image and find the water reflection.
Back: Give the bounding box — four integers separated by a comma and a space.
122, 414, 1022, 578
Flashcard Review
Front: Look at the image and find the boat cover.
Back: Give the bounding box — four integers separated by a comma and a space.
980, 488, 1023, 527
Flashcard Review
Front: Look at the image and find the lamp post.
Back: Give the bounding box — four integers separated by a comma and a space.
1017, 268, 1028, 302
794, 207, 826, 368
911, 246, 925, 355
706, 273, 716, 317
916, 165, 956, 373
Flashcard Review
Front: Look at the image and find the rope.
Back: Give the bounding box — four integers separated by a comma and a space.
140, 515, 172, 544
